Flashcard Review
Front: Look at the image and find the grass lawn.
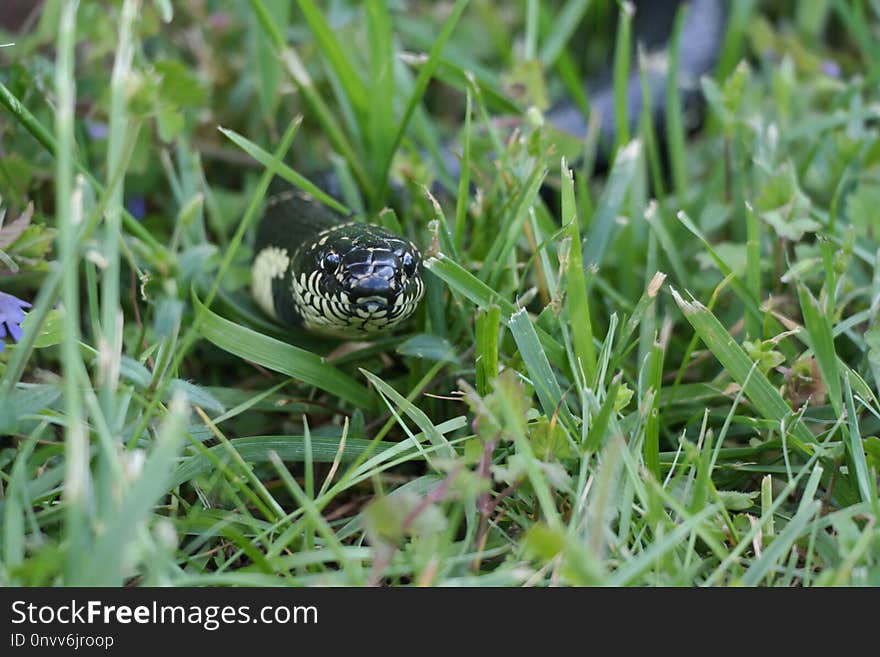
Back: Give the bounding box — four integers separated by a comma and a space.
0, 0, 878, 587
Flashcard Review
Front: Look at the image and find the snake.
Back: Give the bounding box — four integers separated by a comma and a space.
250, 0, 724, 339
250, 189, 425, 339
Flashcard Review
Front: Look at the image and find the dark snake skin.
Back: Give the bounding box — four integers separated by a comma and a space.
251, 190, 424, 339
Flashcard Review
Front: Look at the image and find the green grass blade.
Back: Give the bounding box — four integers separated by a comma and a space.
561, 160, 597, 383
218, 125, 349, 214
612, 1, 634, 152
741, 499, 821, 586
508, 308, 575, 436
797, 283, 842, 415
172, 419, 465, 490
844, 372, 874, 504
744, 201, 762, 338
80, 395, 188, 585
360, 368, 455, 458
366, 0, 395, 180
538, 0, 592, 66
475, 305, 501, 396
193, 292, 375, 410
664, 4, 688, 201
643, 327, 667, 481
670, 287, 816, 448
453, 91, 472, 251
295, 0, 369, 113
424, 253, 567, 367
378, 0, 470, 200
582, 140, 641, 273
249, 0, 373, 197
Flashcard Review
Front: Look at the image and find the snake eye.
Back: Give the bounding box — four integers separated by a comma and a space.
322, 251, 340, 270
401, 252, 416, 277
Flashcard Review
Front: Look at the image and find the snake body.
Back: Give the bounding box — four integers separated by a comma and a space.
251, 190, 424, 339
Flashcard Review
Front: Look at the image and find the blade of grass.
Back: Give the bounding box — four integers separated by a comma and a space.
582, 139, 641, 274
561, 159, 596, 382
508, 308, 576, 442
538, 0, 592, 66
248, 0, 373, 197
797, 283, 842, 416
665, 3, 688, 202
453, 91, 472, 252
377, 0, 470, 203
99, 0, 137, 419
524, 0, 538, 61
360, 368, 454, 458
844, 372, 873, 504
643, 323, 668, 481
53, 0, 92, 584
612, 1, 634, 152
193, 291, 375, 410
475, 305, 501, 396
425, 253, 566, 367
80, 395, 188, 585
366, 0, 394, 182
218, 125, 349, 215
670, 287, 816, 448
744, 201, 762, 338
295, 0, 369, 113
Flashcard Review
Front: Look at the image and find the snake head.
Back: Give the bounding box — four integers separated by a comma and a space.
292, 222, 424, 337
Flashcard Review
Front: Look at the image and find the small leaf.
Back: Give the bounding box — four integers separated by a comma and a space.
168, 379, 226, 414
492, 453, 571, 490
613, 384, 634, 413
845, 182, 880, 238
717, 490, 758, 511
0, 203, 33, 249
531, 418, 575, 460
743, 339, 785, 374
501, 59, 549, 110
154, 59, 207, 107
363, 490, 447, 546
19, 308, 64, 349
695, 242, 748, 277
523, 522, 566, 560
755, 162, 818, 242
193, 291, 375, 410
863, 436, 880, 472
396, 334, 458, 362
156, 104, 183, 142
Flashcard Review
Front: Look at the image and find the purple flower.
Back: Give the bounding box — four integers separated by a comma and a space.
125, 196, 146, 220
85, 119, 108, 140
821, 59, 842, 79
0, 291, 31, 352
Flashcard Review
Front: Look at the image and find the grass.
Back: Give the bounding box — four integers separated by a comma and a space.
0, 0, 879, 587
